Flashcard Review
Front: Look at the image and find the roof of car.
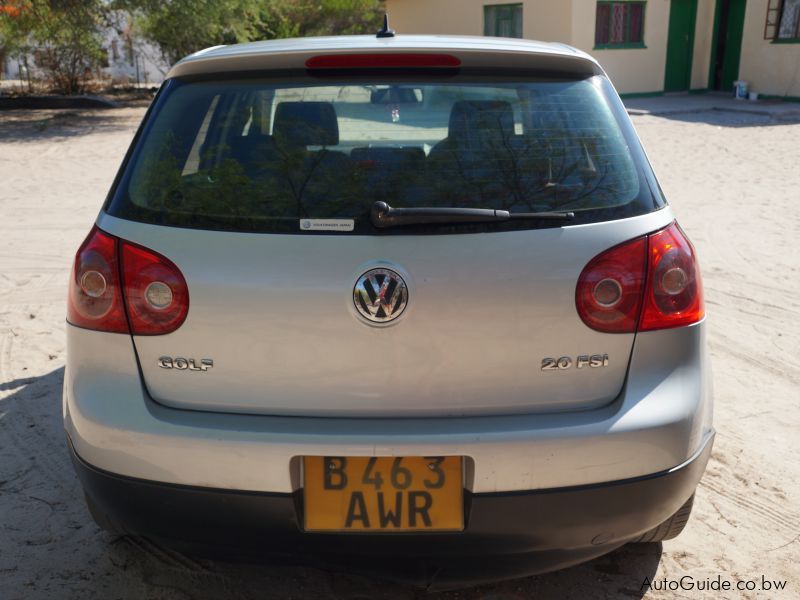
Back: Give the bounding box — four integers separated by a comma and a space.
167, 35, 602, 80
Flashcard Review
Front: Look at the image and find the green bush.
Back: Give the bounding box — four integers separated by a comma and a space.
128, 0, 384, 67
1, 0, 107, 94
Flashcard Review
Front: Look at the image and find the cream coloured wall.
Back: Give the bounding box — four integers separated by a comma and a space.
387, 0, 484, 35
386, 0, 572, 41
387, 0, 701, 94
571, 0, 670, 93
737, 0, 800, 97
523, 0, 573, 41
388, 0, 668, 93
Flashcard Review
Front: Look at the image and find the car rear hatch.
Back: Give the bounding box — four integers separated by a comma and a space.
100, 41, 668, 417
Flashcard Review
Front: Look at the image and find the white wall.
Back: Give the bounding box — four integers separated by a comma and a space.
2, 29, 167, 86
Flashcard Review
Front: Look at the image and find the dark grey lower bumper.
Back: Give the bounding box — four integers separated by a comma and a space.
68, 432, 714, 587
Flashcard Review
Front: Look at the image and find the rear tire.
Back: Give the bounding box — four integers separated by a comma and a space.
633, 493, 694, 543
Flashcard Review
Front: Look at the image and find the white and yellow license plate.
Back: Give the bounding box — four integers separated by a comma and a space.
303, 456, 464, 532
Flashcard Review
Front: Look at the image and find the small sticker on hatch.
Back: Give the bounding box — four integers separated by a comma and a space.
300, 219, 354, 232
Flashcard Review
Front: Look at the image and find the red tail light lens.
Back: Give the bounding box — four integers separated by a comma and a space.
576, 221, 704, 333
575, 236, 648, 333
67, 227, 189, 335
121, 242, 189, 335
68, 227, 129, 333
639, 222, 704, 331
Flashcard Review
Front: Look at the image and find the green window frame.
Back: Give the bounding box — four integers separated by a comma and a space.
595, 1, 647, 49
484, 3, 523, 38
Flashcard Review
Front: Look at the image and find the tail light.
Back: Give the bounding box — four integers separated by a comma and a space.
121, 242, 189, 335
575, 236, 647, 333
68, 227, 129, 333
576, 222, 703, 333
639, 222, 704, 331
68, 227, 189, 335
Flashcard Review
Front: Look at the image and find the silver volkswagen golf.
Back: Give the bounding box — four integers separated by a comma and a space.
64, 32, 714, 586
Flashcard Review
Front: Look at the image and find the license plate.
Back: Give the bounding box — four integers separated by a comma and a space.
303, 456, 464, 532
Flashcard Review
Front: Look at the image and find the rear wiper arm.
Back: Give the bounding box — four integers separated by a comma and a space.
370, 201, 574, 229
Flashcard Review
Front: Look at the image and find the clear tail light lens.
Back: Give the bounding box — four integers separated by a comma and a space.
639, 222, 704, 331
576, 221, 704, 333
68, 227, 129, 333
67, 227, 189, 335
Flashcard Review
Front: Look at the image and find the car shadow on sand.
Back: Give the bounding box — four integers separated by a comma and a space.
0, 108, 141, 143
0, 367, 662, 599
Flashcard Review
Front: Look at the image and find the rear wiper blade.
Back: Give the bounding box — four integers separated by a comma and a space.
370, 201, 574, 229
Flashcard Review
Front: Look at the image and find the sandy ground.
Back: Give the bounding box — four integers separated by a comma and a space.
1, 104, 799, 599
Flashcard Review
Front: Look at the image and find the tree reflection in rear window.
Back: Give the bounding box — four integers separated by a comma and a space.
108, 74, 656, 234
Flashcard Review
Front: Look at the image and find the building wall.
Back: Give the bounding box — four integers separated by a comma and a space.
388, 0, 484, 35
387, 0, 694, 94
2, 32, 167, 86
387, 0, 572, 41
738, 0, 800, 97
386, 0, 800, 97
103, 30, 168, 85
572, 0, 670, 94
522, 0, 573, 42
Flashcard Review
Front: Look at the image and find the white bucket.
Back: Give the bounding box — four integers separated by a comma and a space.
749, 91, 758, 101
733, 80, 748, 100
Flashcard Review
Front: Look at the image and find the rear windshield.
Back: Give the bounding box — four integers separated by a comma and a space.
106, 72, 663, 234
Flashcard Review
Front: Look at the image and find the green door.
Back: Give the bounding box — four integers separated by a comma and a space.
664, 0, 698, 91
720, 0, 746, 90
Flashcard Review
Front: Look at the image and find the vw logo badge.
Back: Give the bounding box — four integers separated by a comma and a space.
353, 268, 408, 324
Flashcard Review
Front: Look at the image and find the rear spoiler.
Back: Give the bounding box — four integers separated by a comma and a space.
168, 45, 602, 80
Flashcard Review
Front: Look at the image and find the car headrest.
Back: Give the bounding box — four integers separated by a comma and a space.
448, 100, 514, 142
272, 102, 339, 147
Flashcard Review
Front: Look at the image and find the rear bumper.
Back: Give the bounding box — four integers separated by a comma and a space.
64, 320, 713, 493
69, 432, 713, 586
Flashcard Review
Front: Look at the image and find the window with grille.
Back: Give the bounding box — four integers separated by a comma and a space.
484, 4, 523, 38
595, 1, 646, 48
769, 0, 800, 41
